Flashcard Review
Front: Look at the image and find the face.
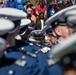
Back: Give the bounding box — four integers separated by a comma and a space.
68, 26, 75, 35
0, 0, 3, 3
64, 0, 68, 4
50, 34, 57, 44
39, 13, 44, 19
35, 39, 41, 44
27, 8, 32, 14
64, 70, 76, 75
45, 34, 51, 42
55, 25, 74, 39
40, 2, 44, 8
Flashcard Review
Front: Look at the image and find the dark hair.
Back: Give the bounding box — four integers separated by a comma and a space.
26, 4, 33, 9
64, 66, 76, 74
39, 12, 44, 19
9, 0, 14, 2
39, 12, 44, 15
25, 1, 30, 4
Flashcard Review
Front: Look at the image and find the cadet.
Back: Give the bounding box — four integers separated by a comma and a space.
35, 29, 51, 75
45, 5, 76, 46
0, 8, 41, 75
49, 12, 76, 75
23, 30, 45, 54
49, 33, 76, 75
0, 18, 18, 75
45, 5, 76, 75
44, 26, 53, 47
42, 6, 75, 75
0, 8, 27, 49
15, 18, 32, 48
42, 25, 57, 48
32, 30, 45, 53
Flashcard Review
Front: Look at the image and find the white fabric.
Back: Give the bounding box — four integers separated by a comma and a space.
40, 20, 44, 30
20, 19, 31, 28
0, 18, 14, 35
0, 8, 27, 21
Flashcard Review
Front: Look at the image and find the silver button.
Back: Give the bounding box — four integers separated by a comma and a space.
22, 55, 26, 59
21, 47, 25, 51
8, 70, 13, 75
4, 51, 7, 54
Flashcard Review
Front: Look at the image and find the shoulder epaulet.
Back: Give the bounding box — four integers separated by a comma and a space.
19, 47, 37, 58
40, 47, 51, 53
35, 47, 51, 54
29, 43, 34, 46
47, 58, 59, 66
15, 59, 26, 67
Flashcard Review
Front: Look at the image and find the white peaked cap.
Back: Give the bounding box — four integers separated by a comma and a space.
59, 5, 76, 21
67, 15, 76, 24
0, 8, 27, 21
45, 11, 61, 25
30, 30, 42, 35
65, 10, 76, 17
0, 18, 15, 35
20, 19, 31, 28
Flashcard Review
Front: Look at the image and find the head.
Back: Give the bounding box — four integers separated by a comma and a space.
26, 8, 32, 14
45, 28, 54, 44
39, 12, 44, 19
52, 22, 74, 41
0, 0, 3, 3
39, 1, 44, 8
0, 18, 15, 58
33, 31, 44, 44
49, 1, 56, 8
0, 8, 27, 48
64, 68, 76, 75
20, 27, 33, 41
26, 4, 33, 9
25, 1, 30, 5
63, 0, 68, 4
10, 0, 14, 2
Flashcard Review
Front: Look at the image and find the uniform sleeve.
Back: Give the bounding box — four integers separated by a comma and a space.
30, 59, 41, 75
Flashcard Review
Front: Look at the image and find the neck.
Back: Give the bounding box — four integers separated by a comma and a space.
58, 37, 64, 42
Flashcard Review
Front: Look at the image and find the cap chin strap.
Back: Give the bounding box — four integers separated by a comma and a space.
53, 30, 60, 40
20, 31, 26, 36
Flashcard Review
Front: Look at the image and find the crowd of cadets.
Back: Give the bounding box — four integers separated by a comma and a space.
0, 0, 76, 75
